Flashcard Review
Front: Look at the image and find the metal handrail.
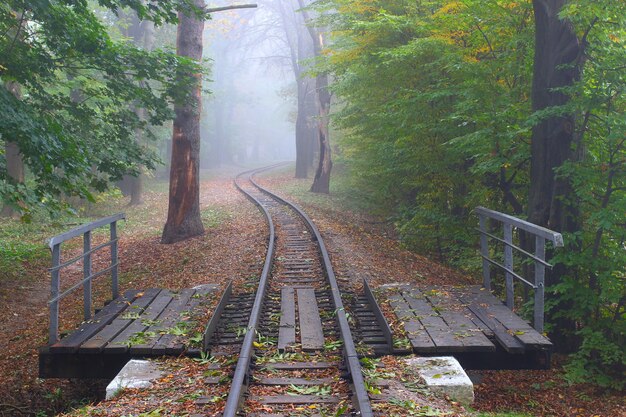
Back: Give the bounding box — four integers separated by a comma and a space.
47, 213, 125, 344
475, 206, 563, 333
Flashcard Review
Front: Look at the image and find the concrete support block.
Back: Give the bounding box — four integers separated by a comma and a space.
404, 356, 474, 404
105, 359, 163, 400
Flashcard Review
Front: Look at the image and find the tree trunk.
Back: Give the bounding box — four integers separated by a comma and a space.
529, 0, 582, 348
1, 82, 24, 217
310, 72, 332, 193
295, 79, 309, 178
1, 141, 24, 217
161, 1, 205, 244
297, 0, 332, 193
126, 14, 156, 206
529, 0, 581, 230
305, 83, 317, 169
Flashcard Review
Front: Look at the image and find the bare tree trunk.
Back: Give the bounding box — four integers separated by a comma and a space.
125, 14, 156, 206
1, 142, 24, 217
2, 82, 24, 217
295, 79, 309, 178
162, 0, 205, 244
310, 72, 332, 193
297, 0, 332, 193
529, 0, 582, 349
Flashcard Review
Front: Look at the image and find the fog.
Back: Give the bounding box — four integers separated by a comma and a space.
200, 1, 303, 168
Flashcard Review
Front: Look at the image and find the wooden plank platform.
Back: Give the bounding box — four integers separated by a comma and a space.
388, 285, 552, 367
39, 285, 219, 378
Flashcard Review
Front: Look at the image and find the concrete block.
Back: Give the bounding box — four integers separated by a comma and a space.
404, 356, 474, 404
105, 359, 163, 400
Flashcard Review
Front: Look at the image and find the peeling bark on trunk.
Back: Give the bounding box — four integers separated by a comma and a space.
529, 0, 582, 349
161, 2, 205, 244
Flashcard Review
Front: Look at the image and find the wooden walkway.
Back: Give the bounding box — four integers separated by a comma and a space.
40, 282, 553, 378
39, 285, 218, 378
388, 285, 552, 368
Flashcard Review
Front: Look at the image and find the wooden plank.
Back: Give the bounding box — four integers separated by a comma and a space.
250, 395, 340, 404
466, 302, 525, 353
467, 287, 551, 348
50, 289, 140, 353
422, 289, 495, 352
152, 285, 216, 355
129, 289, 195, 354
203, 282, 232, 350
388, 294, 436, 352
278, 287, 296, 351
297, 288, 324, 351
262, 362, 337, 370
257, 377, 333, 385
105, 290, 174, 354
403, 290, 466, 351
79, 288, 161, 353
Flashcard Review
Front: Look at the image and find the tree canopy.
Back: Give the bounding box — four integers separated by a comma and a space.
314, 0, 625, 387
0, 0, 202, 218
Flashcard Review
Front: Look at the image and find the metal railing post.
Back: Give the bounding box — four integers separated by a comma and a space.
534, 236, 546, 333
475, 207, 562, 333
503, 223, 514, 309
110, 221, 119, 299
49, 244, 61, 344
83, 230, 92, 320
479, 214, 491, 290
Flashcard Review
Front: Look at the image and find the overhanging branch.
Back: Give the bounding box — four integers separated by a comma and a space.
205, 4, 257, 14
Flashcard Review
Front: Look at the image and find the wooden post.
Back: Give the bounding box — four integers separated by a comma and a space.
503, 223, 514, 309
111, 221, 119, 299
534, 236, 546, 333
50, 245, 61, 344
479, 214, 491, 289
83, 231, 92, 320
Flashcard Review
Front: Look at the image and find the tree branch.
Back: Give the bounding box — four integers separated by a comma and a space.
205, 4, 257, 14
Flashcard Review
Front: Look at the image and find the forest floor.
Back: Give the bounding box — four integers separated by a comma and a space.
0, 164, 623, 417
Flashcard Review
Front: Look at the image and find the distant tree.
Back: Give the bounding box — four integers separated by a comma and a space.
118, 10, 157, 206
298, 0, 332, 193
273, 0, 316, 178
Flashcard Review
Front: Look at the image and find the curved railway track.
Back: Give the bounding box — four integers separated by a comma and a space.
208, 165, 374, 417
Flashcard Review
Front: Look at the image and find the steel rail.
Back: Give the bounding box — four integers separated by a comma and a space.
248, 170, 374, 417
221, 167, 280, 417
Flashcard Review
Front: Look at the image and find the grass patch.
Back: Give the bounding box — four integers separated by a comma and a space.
201, 207, 229, 228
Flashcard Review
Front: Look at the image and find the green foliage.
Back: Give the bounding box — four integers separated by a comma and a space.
320, 0, 533, 269
0, 0, 205, 216
316, 0, 626, 387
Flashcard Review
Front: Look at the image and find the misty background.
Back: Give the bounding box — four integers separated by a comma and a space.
196, 1, 310, 170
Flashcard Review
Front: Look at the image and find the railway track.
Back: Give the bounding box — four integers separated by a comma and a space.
204, 165, 378, 417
